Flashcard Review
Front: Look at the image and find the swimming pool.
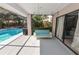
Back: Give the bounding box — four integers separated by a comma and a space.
0, 28, 23, 42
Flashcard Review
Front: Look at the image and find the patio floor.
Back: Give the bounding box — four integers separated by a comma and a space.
0, 35, 75, 55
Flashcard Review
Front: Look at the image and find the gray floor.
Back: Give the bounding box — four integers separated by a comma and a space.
40, 37, 75, 55
0, 36, 75, 55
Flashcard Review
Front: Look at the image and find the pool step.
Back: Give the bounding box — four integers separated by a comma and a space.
0, 34, 11, 42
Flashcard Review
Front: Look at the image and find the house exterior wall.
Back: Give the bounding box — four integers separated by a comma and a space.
57, 3, 79, 17
52, 3, 79, 36
52, 3, 79, 53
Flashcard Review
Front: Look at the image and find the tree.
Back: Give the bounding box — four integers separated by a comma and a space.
32, 15, 48, 33
32, 15, 44, 28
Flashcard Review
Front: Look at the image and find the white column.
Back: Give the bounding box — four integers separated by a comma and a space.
27, 14, 32, 35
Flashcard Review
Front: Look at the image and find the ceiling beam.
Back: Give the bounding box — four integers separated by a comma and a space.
0, 3, 27, 17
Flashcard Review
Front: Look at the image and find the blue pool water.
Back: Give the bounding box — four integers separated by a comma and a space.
0, 28, 23, 42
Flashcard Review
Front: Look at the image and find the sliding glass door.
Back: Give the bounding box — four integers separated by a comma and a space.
56, 10, 79, 54
71, 11, 79, 54
56, 16, 65, 41
63, 11, 78, 47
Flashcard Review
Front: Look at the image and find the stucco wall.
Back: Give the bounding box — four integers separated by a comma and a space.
58, 3, 79, 17
52, 3, 79, 36
52, 3, 79, 52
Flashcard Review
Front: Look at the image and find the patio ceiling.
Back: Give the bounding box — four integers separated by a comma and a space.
0, 3, 70, 16
18, 3, 70, 15
0, 3, 27, 17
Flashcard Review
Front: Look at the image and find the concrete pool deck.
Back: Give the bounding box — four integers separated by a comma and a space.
0, 35, 75, 55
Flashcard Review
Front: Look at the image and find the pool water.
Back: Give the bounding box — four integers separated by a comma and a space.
0, 28, 23, 42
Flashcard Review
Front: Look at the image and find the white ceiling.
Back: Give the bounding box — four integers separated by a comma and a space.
0, 3, 27, 17
0, 3, 70, 17
18, 3, 69, 15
